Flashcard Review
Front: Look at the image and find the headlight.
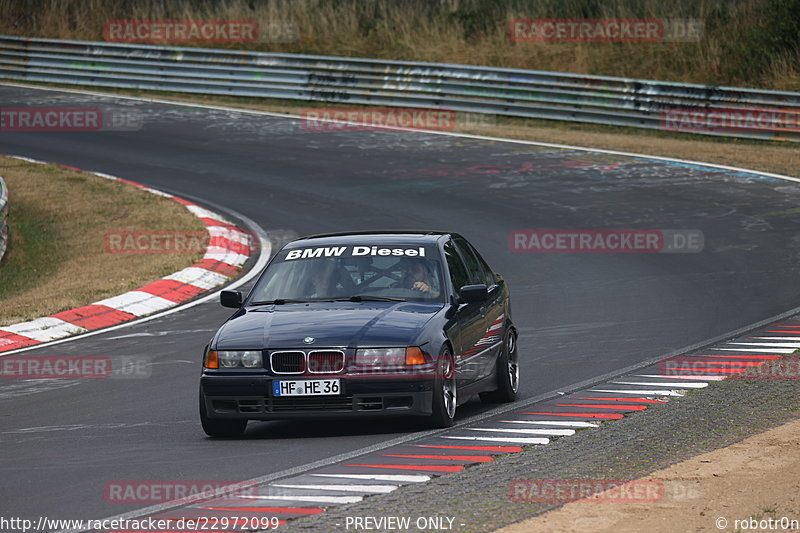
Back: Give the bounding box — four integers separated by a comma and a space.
212, 350, 262, 369
356, 348, 406, 367
240, 351, 262, 368
354, 347, 428, 368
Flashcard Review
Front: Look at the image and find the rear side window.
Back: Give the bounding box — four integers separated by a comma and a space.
454, 238, 494, 287
444, 240, 469, 295
459, 239, 496, 287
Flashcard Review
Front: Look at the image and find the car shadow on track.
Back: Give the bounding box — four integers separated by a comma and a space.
222, 398, 491, 440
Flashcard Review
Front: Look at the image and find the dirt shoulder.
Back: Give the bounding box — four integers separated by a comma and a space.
496, 417, 800, 533
0, 156, 206, 325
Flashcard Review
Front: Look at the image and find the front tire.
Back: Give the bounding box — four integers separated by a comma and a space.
429, 348, 457, 428
480, 327, 519, 403
200, 388, 247, 438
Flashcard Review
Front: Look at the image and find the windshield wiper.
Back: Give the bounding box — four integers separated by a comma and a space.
332, 295, 407, 302
249, 299, 316, 305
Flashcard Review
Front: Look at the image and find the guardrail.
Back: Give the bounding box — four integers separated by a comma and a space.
1, 35, 799, 142
0, 176, 8, 263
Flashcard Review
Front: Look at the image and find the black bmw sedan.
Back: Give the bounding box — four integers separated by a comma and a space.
199, 231, 519, 437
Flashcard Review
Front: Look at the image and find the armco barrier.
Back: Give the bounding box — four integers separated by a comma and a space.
0, 176, 8, 262
0, 35, 799, 141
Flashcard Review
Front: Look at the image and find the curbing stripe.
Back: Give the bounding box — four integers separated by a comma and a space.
51, 305, 137, 330
0, 317, 86, 342
94, 291, 178, 317
0, 156, 253, 353
137, 279, 207, 303
163, 267, 229, 291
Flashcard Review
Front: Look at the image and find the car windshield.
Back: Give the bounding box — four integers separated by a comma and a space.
249, 244, 445, 303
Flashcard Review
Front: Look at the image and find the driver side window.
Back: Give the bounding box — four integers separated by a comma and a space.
444, 240, 469, 296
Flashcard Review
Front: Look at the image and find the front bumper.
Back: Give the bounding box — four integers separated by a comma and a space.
200, 373, 435, 420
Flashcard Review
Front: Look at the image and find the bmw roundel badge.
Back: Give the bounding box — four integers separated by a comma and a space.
303, 336, 316, 344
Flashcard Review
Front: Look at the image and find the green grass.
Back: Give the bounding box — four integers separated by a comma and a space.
0, 199, 64, 302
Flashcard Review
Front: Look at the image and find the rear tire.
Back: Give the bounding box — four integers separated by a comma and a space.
429, 348, 457, 428
200, 388, 247, 438
479, 327, 519, 404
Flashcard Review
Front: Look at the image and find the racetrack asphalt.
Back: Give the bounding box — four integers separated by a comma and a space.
1, 84, 799, 525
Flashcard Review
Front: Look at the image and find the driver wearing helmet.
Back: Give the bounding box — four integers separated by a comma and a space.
401, 258, 440, 297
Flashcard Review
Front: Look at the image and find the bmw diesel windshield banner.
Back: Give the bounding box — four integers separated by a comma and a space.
279, 245, 437, 261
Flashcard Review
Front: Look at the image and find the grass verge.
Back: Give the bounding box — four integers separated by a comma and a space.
0, 155, 206, 325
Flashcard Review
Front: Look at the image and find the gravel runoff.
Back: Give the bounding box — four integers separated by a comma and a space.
277, 357, 800, 533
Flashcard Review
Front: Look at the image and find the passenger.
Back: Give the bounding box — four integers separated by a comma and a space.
309, 260, 353, 298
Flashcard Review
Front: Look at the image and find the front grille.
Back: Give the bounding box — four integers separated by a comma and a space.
270, 351, 305, 374
307, 350, 345, 374
356, 397, 383, 410
269, 396, 354, 411
237, 399, 265, 413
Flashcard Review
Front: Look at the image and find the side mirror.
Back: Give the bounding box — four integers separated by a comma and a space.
220, 290, 243, 308
458, 284, 487, 304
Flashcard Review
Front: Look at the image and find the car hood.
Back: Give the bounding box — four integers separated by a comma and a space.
214, 301, 444, 349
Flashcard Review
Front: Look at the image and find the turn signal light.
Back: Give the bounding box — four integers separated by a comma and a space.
204, 350, 219, 369
405, 347, 427, 365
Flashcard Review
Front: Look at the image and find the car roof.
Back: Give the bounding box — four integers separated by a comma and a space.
287, 230, 457, 248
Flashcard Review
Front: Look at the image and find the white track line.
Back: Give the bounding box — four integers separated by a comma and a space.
466, 427, 575, 436
238, 494, 363, 504
500, 420, 599, 428
612, 381, 708, 388
443, 436, 549, 445
715, 347, 796, 353
590, 389, 684, 397
727, 342, 800, 348
635, 374, 727, 381
311, 473, 430, 483
271, 483, 397, 493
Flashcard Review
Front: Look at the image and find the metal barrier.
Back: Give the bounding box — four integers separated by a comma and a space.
0, 176, 8, 263
1, 35, 799, 141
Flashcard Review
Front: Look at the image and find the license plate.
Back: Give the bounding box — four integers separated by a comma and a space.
272, 379, 341, 397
